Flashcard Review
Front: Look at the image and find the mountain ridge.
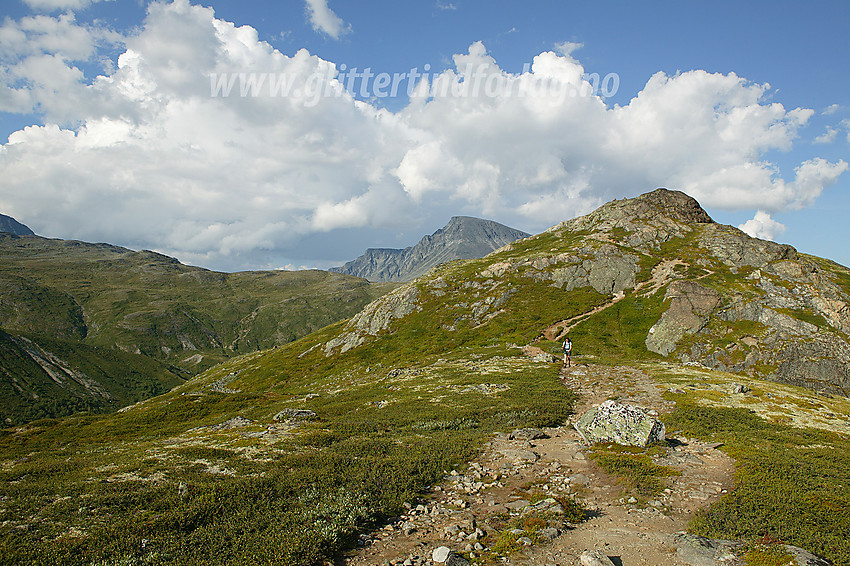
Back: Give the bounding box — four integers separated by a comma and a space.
0, 233, 393, 424
330, 215, 530, 281
0, 214, 35, 236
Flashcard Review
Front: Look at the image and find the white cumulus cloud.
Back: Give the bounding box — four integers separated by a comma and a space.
814, 127, 838, 144
0, 1, 847, 271
22, 0, 107, 11
739, 211, 786, 241
304, 0, 350, 39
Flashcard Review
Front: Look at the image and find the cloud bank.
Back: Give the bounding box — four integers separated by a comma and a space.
0, 0, 846, 270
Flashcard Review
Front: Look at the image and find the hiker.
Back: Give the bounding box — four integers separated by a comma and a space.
563, 336, 572, 367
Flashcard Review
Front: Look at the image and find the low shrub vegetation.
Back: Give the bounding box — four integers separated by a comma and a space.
665, 400, 850, 566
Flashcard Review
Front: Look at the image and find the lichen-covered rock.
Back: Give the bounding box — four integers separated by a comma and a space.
699, 223, 797, 269
671, 532, 833, 566
550, 189, 714, 251
574, 400, 665, 447
273, 408, 316, 421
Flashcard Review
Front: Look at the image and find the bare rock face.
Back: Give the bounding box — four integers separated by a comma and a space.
331, 216, 529, 282
553, 188, 714, 250
574, 400, 666, 447
0, 214, 35, 236
698, 223, 797, 269
646, 281, 721, 356
324, 284, 421, 354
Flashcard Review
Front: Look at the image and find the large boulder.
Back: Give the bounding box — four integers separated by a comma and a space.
574, 400, 665, 447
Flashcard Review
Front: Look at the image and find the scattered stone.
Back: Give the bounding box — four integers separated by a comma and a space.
445, 552, 470, 566
498, 448, 539, 462
432, 546, 451, 563
579, 550, 616, 566
509, 428, 549, 441
518, 536, 533, 546
273, 408, 316, 421
574, 400, 665, 447
211, 416, 253, 430
731, 383, 750, 395
568, 473, 589, 486
504, 499, 530, 510
539, 527, 560, 541
532, 352, 559, 363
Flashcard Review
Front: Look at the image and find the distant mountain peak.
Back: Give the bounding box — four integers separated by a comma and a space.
0, 214, 35, 236
331, 216, 530, 282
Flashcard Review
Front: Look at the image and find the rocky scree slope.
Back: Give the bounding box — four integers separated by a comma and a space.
0, 234, 391, 424
331, 216, 530, 282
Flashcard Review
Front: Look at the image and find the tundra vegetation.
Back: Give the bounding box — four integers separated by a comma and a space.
1, 190, 848, 565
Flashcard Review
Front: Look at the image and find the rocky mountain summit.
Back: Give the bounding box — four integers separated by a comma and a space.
331, 216, 530, 282
328, 188, 849, 396
0, 213, 35, 236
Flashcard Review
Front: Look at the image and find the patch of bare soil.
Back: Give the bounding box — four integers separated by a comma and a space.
343, 362, 735, 566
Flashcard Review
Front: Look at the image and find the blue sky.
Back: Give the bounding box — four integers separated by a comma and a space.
0, 0, 848, 270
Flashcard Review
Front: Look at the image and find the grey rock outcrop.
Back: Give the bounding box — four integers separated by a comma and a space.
550, 188, 714, 250
646, 281, 721, 355
671, 533, 742, 565
273, 408, 316, 421
574, 400, 666, 447
0, 214, 35, 236
324, 284, 421, 354
331, 216, 529, 282
671, 532, 833, 566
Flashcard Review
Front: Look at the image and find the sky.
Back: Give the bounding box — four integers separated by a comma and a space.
0, 0, 848, 272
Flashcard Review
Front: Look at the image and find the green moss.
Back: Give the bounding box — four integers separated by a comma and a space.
743, 545, 796, 566
775, 307, 831, 332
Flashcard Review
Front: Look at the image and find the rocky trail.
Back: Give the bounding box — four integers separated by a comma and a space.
541, 259, 691, 342
343, 361, 740, 566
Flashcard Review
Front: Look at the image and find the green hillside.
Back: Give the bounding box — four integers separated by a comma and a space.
0, 234, 393, 424
1, 190, 848, 565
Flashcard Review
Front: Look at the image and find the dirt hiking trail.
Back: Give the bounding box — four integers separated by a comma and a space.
344, 361, 735, 566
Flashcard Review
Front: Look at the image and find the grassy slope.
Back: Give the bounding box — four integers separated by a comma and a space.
0, 221, 848, 565
0, 234, 391, 423
0, 330, 183, 424
0, 232, 599, 566
654, 364, 850, 565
